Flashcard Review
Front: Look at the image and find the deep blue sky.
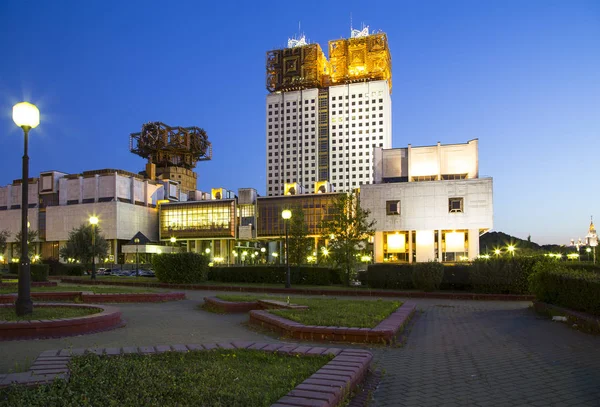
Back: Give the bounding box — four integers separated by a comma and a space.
1, 0, 598, 244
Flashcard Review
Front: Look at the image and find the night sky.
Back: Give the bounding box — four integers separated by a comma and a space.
1, 0, 598, 244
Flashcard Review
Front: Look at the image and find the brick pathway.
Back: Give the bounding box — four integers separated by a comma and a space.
370, 300, 600, 407
1, 291, 599, 407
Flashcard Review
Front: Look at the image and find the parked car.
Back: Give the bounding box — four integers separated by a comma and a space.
138, 269, 155, 277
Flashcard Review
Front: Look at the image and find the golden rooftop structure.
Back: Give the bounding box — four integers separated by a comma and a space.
266, 26, 392, 93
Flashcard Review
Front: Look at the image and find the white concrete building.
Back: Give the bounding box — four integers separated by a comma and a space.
361, 139, 493, 262
266, 88, 320, 196
0, 169, 166, 263
329, 80, 392, 191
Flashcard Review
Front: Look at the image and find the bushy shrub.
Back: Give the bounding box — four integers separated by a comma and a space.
42, 258, 84, 276
566, 263, 600, 274
440, 264, 472, 291
152, 253, 210, 284
360, 264, 414, 289
470, 257, 537, 294
411, 261, 444, 292
60, 264, 85, 276
208, 266, 341, 286
8, 263, 49, 282
529, 261, 600, 316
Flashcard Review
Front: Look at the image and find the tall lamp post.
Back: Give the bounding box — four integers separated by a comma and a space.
282, 209, 292, 288
134, 238, 140, 277
13, 102, 40, 316
89, 216, 99, 280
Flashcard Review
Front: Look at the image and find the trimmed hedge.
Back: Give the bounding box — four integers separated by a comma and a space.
152, 252, 210, 284
529, 261, 600, 316
359, 263, 473, 291
470, 257, 538, 294
7, 263, 49, 282
208, 266, 342, 286
42, 258, 85, 276
412, 262, 444, 292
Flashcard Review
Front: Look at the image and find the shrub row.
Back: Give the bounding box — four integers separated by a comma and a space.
7, 263, 49, 282
529, 261, 600, 316
360, 258, 538, 294
152, 252, 210, 284
208, 266, 342, 286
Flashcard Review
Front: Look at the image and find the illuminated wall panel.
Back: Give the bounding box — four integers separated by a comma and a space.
160, 200, 236, 239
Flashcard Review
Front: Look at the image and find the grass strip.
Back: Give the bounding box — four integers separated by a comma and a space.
0, 284, 160, 295
0, 350, 331, 407
216, 294, 401, 328
0, 306, 101, 321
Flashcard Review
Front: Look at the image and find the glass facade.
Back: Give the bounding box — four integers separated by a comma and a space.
257, 194, 339, 238
160, 200, 236, 239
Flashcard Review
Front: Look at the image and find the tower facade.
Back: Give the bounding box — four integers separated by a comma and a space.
265, 27, 392, 196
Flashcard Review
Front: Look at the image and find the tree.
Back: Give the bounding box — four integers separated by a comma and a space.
13, 229, 39, 258
59, 224, 109, 273
0, 230, 9, 257
287, 206, 312, 266
321, 191, 376, 285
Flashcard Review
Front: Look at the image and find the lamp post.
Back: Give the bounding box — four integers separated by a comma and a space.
89, 216, 99, 280
282, 209, 292, 288
13, 102, 39, 316
134, 237, 140, 277
507, 245, 515, 257
261, 247, 266, 264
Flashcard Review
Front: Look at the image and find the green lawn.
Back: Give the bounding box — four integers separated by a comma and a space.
0, 350, 331, 407
0, 284, 161, 295
0, 306, 102, 321
216, 294, 401, 328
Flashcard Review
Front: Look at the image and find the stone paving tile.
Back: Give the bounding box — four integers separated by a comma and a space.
1, 290, 599, 407
369, 300, 600, 407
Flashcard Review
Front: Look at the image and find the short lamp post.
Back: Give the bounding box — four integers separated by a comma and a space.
89, 216, 99, 280
261, 247, 266, 264
134, 238, 140, 277
507, 245, 515, 257
13, 102, 40, 316
170, 236, 176, 251
282, 209, 292, 288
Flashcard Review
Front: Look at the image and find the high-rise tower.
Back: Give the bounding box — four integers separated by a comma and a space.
265, 27, 392, 196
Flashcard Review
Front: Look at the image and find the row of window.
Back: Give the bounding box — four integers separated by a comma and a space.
385, 197, 465, 216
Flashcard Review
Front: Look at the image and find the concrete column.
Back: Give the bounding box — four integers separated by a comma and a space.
408, 230, 413, 263
374, 231, 384, 263
94, 174, 99, 203
468, 229, 480, 259
438, 230, 443, 262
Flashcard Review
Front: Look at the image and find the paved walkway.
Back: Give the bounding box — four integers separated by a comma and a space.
1, 290, 599, 406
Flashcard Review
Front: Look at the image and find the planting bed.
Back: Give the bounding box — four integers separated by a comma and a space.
204, 296, 416, 344
0, 343, 373, 407
0, 303, 123, 340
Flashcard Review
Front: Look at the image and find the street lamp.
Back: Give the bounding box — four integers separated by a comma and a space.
507, 245, 515, 256
205, 248, 211, 255
282, 209, 292, 288
494, 249, 501, 256
170, 236, 176, 245
89, 216, 99, 280
134, 237, 140, 277
13, 102, 39, 316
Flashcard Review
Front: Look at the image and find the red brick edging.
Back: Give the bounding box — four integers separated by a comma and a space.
0, 303, 123, 340
532, 301, 600, 335
204, 296, 261, 312
59, 277, 534, 301
249, 301, 416, 344
0, 343, 372, 407
0, 291, 186, 304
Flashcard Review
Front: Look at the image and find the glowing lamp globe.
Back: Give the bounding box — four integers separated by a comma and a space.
89, 216, 99, 225
281, 209, 292, 220
13, 102, 40, 129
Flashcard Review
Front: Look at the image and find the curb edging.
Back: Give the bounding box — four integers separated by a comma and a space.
0, 291, 186, 304
0, 303, 123, 341
532, 301, 600, 335
249, 301, 416, 344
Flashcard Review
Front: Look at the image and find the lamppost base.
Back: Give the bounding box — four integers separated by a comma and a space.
15, 297, 33, 316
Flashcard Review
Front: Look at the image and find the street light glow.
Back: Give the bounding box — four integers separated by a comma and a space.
281, 209, 292, 220
89, 216, 99, 225
205, 248, 211, 254
170, 237, 176, 243
507, 245, 515, 252
494, 249, 501, 255
13, 102, 40, 129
